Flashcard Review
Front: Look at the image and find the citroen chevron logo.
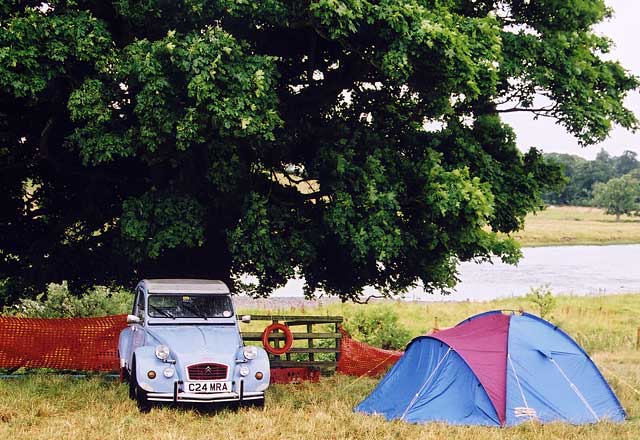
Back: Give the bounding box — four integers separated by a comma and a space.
205, 366, 212, 374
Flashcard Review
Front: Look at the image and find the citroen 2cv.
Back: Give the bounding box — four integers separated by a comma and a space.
118, 279, 270, 412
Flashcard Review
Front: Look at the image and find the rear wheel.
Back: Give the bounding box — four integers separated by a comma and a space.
118, 351, 129, 384
121, 367, 130, 384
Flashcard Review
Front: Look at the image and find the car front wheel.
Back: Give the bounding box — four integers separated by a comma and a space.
130, 358, 151, 413
128, 371, 135, 400
245, 397, 265, 409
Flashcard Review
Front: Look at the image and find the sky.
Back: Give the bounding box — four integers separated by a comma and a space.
502, 0, 640, 160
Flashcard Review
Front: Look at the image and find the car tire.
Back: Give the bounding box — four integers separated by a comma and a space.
246, 397, 265, 409
130, 358, 151, 413
118, 351, 129, 384
121, 367, 130, 384
128, 368, 136, 400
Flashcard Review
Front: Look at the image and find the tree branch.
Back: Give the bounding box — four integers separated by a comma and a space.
39, 117, 54, 160
287, 53, 367, 111
497, 106, 555, 114
352, 294, 385, 304
496, 103, 559, 117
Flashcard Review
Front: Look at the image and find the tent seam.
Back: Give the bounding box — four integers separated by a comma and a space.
432, 316, 509, 425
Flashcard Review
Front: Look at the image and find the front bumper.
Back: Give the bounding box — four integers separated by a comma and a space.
147, 381, 264, 404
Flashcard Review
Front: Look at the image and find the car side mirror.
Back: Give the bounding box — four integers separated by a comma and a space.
127, 314, 141, 325
241, 315, 251, 324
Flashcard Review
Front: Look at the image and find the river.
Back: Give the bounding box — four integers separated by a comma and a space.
261, 244, 640, 302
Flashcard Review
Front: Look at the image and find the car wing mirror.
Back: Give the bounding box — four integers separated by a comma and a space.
127, 314, 141, 325
241, 315, 251, 324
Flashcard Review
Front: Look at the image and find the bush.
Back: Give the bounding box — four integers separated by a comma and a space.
342, 307, 411, 350
1, 282, 131, 318
525, 285, 557, 319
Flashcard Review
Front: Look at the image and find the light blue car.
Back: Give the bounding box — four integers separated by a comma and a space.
118, 279, 270, 412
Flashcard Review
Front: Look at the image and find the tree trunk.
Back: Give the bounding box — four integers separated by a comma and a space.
616, 212, 621, 222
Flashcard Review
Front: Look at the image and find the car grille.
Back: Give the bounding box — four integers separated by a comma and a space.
187, 363, 228, 381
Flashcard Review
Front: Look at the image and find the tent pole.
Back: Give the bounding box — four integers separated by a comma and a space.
549, 358, 600, 422
400, 347, 451, 421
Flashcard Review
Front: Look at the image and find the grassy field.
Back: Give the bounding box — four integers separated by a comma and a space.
1, 294, 639, 439
513, 206, 640, 247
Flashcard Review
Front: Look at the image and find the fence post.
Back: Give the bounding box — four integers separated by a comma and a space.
335, 322, 341, 363
636, 327, 639, 350
272, 318, 281, 361
307, 323, 314, 362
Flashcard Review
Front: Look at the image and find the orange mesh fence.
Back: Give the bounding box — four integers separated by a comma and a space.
0, 317, 403, 377
270, 367, 321, 384
336, 328, 403, 377
0, 315, 128, 372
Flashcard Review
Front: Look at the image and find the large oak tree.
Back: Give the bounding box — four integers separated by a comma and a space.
0, 0, 637, 302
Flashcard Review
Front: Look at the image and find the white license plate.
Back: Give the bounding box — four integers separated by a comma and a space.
186, 381, 232, 393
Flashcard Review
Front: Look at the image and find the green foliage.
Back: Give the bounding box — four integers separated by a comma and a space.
544, 150, 640, 205
1, 282, 131, 318
0, 9, 111, 98
121, 193, 205, 261
67, 26, 282, 165
342, 306, 411, 350
525, 285, 557, 319
502, 1, 637, 145
592, 174, 640, 220
0, 1, 635, 301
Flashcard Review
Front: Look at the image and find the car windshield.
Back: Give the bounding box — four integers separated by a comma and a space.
147, 294, 234, 319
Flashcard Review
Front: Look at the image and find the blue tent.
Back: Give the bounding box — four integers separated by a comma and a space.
355, 311, 625, 426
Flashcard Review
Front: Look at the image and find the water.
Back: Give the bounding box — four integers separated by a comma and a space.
262, 244, 640, 302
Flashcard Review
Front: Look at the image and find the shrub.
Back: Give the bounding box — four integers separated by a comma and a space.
2, 282, 131, 318
342, 306, 411, 350
525, 285, 557, 319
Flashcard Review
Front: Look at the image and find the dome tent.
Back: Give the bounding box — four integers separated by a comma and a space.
355, 311, 625, 426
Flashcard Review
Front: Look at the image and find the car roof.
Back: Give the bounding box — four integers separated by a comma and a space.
142, 279, 231, 294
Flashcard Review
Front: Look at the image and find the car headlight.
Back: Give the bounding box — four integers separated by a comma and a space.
155, 344, 170, 360
239, 365, 250, 377
243, 346, 258, 360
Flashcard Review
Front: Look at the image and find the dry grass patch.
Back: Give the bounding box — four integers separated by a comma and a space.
0, 369, 638, 440
511, 206, 640, 247
1, 294, 639, 439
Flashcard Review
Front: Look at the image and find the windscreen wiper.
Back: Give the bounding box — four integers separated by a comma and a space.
182, 303, 207, 320
149, 304, 175, 319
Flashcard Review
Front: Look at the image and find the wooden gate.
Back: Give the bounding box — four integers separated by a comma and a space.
241, 314, 343, 369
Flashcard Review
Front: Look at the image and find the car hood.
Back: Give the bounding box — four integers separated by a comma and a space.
146, 325, 242, 359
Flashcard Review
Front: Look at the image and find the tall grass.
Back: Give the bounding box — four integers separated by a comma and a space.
243, 293, 640, 353
1, 294, 639, 439
1, 363, 637, 440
